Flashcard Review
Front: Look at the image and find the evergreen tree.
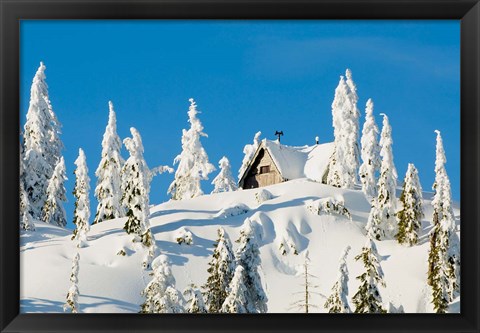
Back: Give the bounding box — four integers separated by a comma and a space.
359, 98, 381, 200
168, 98, 215, 200
64, 252, 80, 313
290, 251, 319, 313
121, 128, 157, 267
396, 163, 424, 246
20, 148, 35, 231
20, 185, 35, 231
352, 237, 387, 313
220, 265, 249, 313
365, 113, 398, 240
238, 131, 261, 180
202, 228, 235, 313
235, 218, 268, 313
140, 255, 184, 313
428, 130, 460, 313
42, 157, 67, 227
72, 149, 91, 247
184, 284, 207, 313
211, 156, 238, 194
94, 101, 125, 224
326, 69, 360, 189
21, 62, 64, 219
324, 246, 351, 313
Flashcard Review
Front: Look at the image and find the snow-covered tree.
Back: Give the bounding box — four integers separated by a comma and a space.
220, 265, 249, 313
211, 156, 238, 193
184, 284, 207, 313
64, 252, 80, 313
121, 128, 157, 267
290, 251, 319, 313
352, 237, 387, 313
94, 101, 124, 224
326, 69, 360, 189
428, 130, 460, 313
324, 246, 351, 313
365, 113, 398, 241
202, 228, 235, 313
140, 255, 184, 313
235, 218, 268, 313
42, 157, 67, 227
168, 98, 215, 200
396, 163, 424, 246
72, 149, 90, 247
20, 185, 35, 231
21, 62, 63, 220
238, 131, 261, 180
359, 98, 381, 200
20, 147, 35, 231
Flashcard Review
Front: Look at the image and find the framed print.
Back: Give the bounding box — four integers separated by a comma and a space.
1, 0, 479, 332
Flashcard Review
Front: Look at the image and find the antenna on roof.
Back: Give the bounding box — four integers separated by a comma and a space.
275, 131, 284, 143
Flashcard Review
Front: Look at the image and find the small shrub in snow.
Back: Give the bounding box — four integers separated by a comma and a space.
175, 228, 193, 245
279, 240, 298, 256
306, 196, 351, 220
255, 189, 273, 204
116, 248, 127, 256
277, 230, 298, 256
215, 203, 249, 219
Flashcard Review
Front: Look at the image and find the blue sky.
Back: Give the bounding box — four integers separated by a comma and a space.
20, 20, 460, 230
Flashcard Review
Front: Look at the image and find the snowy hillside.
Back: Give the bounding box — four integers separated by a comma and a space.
20, 179, 460, 313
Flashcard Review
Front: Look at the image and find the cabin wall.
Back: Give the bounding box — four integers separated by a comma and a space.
241, 149, 283, 189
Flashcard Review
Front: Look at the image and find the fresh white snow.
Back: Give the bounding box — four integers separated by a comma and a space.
20, 178, 460, 313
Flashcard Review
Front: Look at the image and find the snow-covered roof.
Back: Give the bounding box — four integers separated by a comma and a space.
241, 139, 334, 182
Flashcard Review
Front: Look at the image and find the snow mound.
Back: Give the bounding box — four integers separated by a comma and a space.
255, 189, 273, 205
215, 203, 250, 219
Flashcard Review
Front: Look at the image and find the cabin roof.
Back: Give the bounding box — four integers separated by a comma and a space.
239, 139, 334, 185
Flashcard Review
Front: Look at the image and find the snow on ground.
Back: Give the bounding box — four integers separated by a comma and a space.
20, 178, 460, 313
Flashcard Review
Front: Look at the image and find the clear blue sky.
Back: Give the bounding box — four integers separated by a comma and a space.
20, 20, 460, 230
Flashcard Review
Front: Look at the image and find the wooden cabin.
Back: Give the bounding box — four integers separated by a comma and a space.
238, 139, 334, 189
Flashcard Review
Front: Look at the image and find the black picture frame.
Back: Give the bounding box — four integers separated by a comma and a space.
1, 1, 479, 332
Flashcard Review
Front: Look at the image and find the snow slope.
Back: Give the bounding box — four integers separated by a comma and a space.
20, 179, 460, 313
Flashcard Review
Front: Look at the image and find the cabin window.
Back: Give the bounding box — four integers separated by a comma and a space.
260, 165, 270, 174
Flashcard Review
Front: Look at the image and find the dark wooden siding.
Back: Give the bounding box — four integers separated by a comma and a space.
241, 148, 283, 189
